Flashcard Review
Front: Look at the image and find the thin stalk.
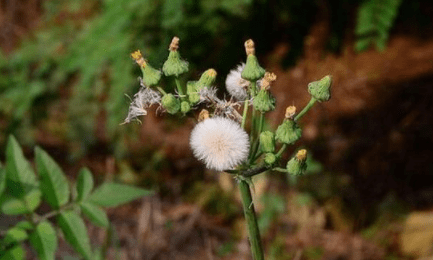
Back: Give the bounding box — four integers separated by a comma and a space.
238, 179, 264, 260
249, 112, 265, 164
157, 86, 167, 96
294, 97, 317, 122
276, 144, 287, 158
241, 100, 249, 129
174, 78, 185, 99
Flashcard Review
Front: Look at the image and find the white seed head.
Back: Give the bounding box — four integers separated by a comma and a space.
225, 63, 249, 101
123, 85, 161, 123
190, 117, 250, 171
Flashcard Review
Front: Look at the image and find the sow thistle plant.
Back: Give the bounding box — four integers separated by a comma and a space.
124, 37, 332, 260
0, 136, 152, 260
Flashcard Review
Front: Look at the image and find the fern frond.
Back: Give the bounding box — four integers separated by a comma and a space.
355, 0, 402, 52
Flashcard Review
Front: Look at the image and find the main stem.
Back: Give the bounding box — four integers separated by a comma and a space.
238, 179, 264, 260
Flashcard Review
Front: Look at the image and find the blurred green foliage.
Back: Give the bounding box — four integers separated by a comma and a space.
0, 0, 423, 159
0, 0, 261, 158
355, 0, 403, 52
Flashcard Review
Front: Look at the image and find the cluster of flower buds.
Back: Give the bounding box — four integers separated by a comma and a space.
124, 36, 332, 177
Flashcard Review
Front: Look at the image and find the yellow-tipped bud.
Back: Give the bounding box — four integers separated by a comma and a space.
131, 50, 146, 67
245, 39, 255, 55
286, 149, 308, 175
169, 36, 180, 51
285, 106, 296, 119
198, 109, 210, 121
260, 72, 277, 90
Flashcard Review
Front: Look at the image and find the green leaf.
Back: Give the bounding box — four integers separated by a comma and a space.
35, 147, 70, 208
29, 221, 58, 260
89, 182, 153, 207
2, 226, 28, 247
57, 211, 92, 260
0, 167, 5, 199
1, 189, 42, 215
80, 201, 109, 228
75, 168, 94, 201
6, 136, 38, 197
14, 221, 34, 230
0, 244, 25, 260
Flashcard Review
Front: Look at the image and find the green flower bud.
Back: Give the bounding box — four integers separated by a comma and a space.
241, 40, 265, 82
259, 131, 275, 153
196, 69, 217, 90
187, 81, 200, 104
141, 63, 161, 86
162, 37, 188, 77
286, 149, 307, 175
181, 101, 191, 114
308, 75, 332, 102
161, 94, 180, 114
275, 119, 302, 144
253, 89, 275, 112
264, 153, 277, 165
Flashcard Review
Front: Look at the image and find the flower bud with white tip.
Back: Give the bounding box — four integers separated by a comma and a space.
241, 40, 265, 82
253, 72, 276, 112
162, 37, 189, 77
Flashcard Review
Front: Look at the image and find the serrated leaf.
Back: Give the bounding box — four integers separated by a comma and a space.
35, 147, 70, 208
29, 221, 58, 260
2, 226, 28, 247
57, 211, 92, 260
0, 244, 25, 260
80, 201, 109, 228
1, 189, 42, 215
6, 136, 38, 197
89, 182, 153, 207
76, 168, 94, 201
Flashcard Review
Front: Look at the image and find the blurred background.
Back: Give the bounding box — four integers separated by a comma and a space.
1, 0, 433, 259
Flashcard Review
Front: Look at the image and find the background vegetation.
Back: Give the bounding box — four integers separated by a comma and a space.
1, 0, 433, 259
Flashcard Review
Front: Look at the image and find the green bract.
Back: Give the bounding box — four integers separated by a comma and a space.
308, 75, 332, 102
162, 51, 189, 77
181, 101, 191, 113
187, 81, 200, 104
286, 150, 307, 175
141, 63, 162, 86
264, 153, 277, 165
161, 94, 181, 114
275, 119, 302, 144
259, 131, 275, 153
253, 89, 275, 112
241, 55, 265, 82
196, 69, 217, 90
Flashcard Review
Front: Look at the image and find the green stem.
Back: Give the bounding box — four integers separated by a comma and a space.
241, 100, 249, 129
294, 97, 317, 122
238, 179, 265, 260
175, 78, 185, 99
157, 86, 167, 96
249, 112, 265, 164
276, 144, 287, 158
